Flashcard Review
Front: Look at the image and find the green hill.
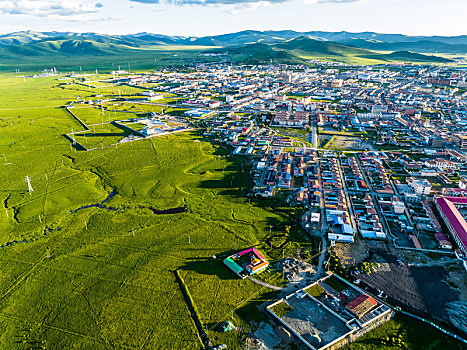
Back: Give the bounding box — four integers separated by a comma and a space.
0, 31, 457, 66
274, 37, 373, 57
206, 38, 454, 65
0, 38, 139, 57
364, 50, 454, 63
0, 30, 50, 47
215, 42, 306, 65
343, 39, 467, 54
210, 37, 377, 64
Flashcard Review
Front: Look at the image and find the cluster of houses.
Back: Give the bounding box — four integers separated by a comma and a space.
98, 62, 467, 266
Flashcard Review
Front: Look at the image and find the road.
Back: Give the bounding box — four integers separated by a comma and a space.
315, 156, 328, 278
336, 155, 358, 234
310, 115, 318, 150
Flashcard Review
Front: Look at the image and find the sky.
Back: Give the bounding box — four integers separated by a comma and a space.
0, 0, 466, 37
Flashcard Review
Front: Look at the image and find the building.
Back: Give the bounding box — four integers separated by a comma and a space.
408, 178, 432, 195
346, 294, 378, 319
266, 274, 393, 350
391, 196, 406, 214
452, 134, 467, 150
184, 108, 213, 118
272, 110, 309, 127
142, 90, 155, 96
435, 196, 467, 256
425, 158, 456, 170
442, 188, 467, 196
223, 247, 269, 279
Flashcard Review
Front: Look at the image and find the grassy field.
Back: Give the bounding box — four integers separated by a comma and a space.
0, 73, 307, 349
0, 46, 218, 72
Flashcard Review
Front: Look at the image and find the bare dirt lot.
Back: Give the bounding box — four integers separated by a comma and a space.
333, 237, 370, 268
354, 248, 465, 335
325, 135, 374, 151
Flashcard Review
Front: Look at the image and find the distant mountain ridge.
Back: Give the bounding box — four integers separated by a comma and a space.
1, 29, 467, 51
0, 30, 460, 64
208, 37, 453, 64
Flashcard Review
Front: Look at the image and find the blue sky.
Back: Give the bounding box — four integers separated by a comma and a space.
0, 0, 466, 36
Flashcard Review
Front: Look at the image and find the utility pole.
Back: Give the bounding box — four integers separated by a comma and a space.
26, 176, 33, 195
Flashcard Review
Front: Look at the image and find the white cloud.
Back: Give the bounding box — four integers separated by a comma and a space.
129, 0, 366, 14
0, 0, 104, 17
226, 1, 274, 15
130, 0, 362, 5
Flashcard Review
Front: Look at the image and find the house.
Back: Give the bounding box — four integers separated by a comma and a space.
346, 294, 377, 319
425, 158, 456, 170
223, 247, 269, 279
452, 134, 467, 150
435, 196, 467, 256
408, 178, 432, 195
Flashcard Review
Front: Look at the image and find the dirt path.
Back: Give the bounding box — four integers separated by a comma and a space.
248, 277, 283, 291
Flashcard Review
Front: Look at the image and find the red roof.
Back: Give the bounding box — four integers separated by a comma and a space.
443, 196, 467, 204
347, 294, 376, 308
436, 197, 467, 253
409, 235, 422, 249
346, 294, 377, 318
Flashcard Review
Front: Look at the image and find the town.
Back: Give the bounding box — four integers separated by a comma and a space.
70, 62, 467, 258
59, 61, 467, 349
55, 61, 467, 349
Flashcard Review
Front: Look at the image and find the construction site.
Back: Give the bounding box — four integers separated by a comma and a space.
267, 273, 393, 350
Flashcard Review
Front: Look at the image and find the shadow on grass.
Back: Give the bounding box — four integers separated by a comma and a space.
181, 254, 239, 281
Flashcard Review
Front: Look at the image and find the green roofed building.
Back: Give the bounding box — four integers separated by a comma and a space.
223, 257, 245, 278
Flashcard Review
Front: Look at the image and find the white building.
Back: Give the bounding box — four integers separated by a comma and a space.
409, 178, 432, 195
425, 158, 456, 170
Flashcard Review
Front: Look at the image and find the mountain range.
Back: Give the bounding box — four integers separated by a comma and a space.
0, 29, 463, 65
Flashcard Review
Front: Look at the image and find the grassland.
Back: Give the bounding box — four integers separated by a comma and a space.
0, 73, 308, 349
0, 45, 218, 72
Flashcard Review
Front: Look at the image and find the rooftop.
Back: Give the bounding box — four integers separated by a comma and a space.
435, 196, 467, 253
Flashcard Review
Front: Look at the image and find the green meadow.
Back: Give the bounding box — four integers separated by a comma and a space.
0, 46, 217, 72
0, 73, 307, 349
